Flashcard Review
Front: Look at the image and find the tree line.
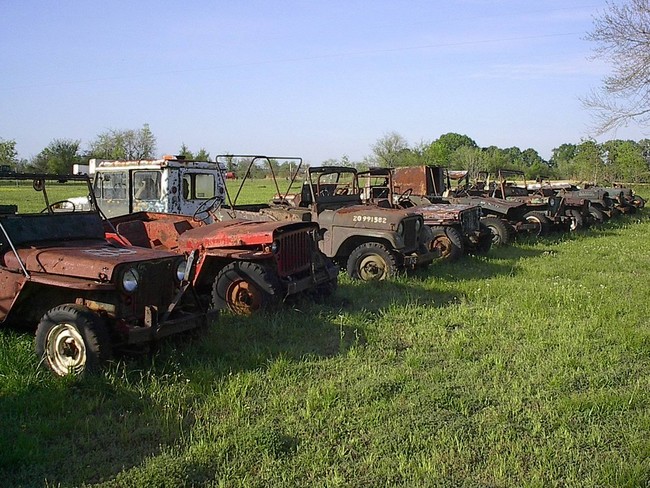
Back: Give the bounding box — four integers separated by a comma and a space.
356, 131, 650, 184
1, 126, 650, 184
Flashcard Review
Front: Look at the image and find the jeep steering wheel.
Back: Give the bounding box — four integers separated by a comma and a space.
192, 196, 220, 222
41, 199, 76, 213
397, 188, 413, 202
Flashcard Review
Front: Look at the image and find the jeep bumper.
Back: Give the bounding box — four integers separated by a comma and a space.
285, 262, 339, 296
126, 307, 213, 344
402, 248, 438, 269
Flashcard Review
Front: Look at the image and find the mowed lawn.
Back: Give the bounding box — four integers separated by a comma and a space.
0, 180, 649, 487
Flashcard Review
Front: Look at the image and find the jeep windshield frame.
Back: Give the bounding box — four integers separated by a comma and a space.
215, 154, 304, 209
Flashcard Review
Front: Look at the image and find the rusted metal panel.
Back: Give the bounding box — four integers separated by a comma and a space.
392, 166, 431, 196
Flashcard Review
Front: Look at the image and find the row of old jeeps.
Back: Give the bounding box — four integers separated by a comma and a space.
0, 156, 644, 376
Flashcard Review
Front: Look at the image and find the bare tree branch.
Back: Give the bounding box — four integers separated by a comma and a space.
584, 0, 650, 133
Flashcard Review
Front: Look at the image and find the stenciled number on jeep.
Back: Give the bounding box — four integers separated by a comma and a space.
352, 215, 388, 224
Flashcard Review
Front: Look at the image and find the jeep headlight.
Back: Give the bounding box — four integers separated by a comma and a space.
175, 258, 188, 282
415, 218, 422, 233
271, 239, 280, 254
397, 222, 404, 235
120, 267, 139, 293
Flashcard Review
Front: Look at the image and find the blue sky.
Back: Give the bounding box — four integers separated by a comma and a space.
1, 1, 646, 164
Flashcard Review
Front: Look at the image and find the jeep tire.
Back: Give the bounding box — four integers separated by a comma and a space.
566, 209, 584, 231
589, 206, 606, 224
481, 216, 511, 246
523, 211, 551, 237
212, 261, 281, 315
429, 226, 464, 262
346, 242, 398, 281
35, 304, 111, 377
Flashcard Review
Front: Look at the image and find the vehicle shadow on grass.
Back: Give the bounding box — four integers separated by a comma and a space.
159, 307, 366, 377
0, 372, 188, 488
0, 307, 364, 487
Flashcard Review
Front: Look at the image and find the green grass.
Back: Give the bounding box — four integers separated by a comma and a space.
1, 183, 649, 486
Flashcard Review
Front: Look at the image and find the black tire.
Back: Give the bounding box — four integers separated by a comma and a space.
346, 242, 398, 281
35, 304, 111, 377
589, 206, 606, 224
566, 209, 584, 231
523, 211, 551, 237
633, 196, 646, 208
429, 226, 464, 262
212, 261, 282, 315
470, 224, 493, 255
481, 216, 511, 246
609, 207, 622, 219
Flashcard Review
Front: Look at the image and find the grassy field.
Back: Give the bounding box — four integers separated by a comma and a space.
0, 181, 649, 486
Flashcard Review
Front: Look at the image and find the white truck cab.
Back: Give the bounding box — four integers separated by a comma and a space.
90, 155, 227, 218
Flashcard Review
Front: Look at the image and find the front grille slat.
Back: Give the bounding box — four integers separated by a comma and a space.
275, 229, 312, 277
402, 217, 418, 249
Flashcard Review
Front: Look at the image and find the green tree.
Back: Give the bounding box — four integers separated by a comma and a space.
178, 143, 193, 159
584, 0, 650, 133
30, 139, 83, 174
449, 146, 485, 179
88, 123, 157, 160
550, 143, 578, 177
194, 148, 210, 161
0, 138, 18, 168
177, 144, 211, 161
481, 146, 510, 174
370, 132, 409, 167
425, 133, 478, 166
574, 140, 605, 183
603, 139, 649, 182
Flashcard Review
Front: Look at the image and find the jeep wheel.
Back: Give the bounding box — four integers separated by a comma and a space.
481, 217, 511, 246
589, 206, 606, 224
566, 209, 584, 232
429, 226, 464, 262
212, 261, 281, 315
347, 242, 398, 281
470, 225, 493, 255
522, 211, 551, 237
35, 305, 111, 377
633, 195, 646, 208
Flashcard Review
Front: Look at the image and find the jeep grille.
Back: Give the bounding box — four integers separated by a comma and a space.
460, 208, 481, 234
401, 216, 419, 250
275, 228, 313, 277
129, 259, 176, 313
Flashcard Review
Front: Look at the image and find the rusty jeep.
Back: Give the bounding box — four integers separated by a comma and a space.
391, 165, 537, 246
106, 211, 338, 315
92, 156, 338, 315
358, 167, 492, 261
0, 171, 208, 376
211, 156, 437, 281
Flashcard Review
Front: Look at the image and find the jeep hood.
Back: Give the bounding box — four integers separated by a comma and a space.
177, 219, 317, 250
412, 203, 475, 220
320, 204, 414, 231
3, 240, 176, 281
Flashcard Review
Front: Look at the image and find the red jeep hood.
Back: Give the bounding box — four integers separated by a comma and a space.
3, 241, 175, 280
177, 219, 314, 250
